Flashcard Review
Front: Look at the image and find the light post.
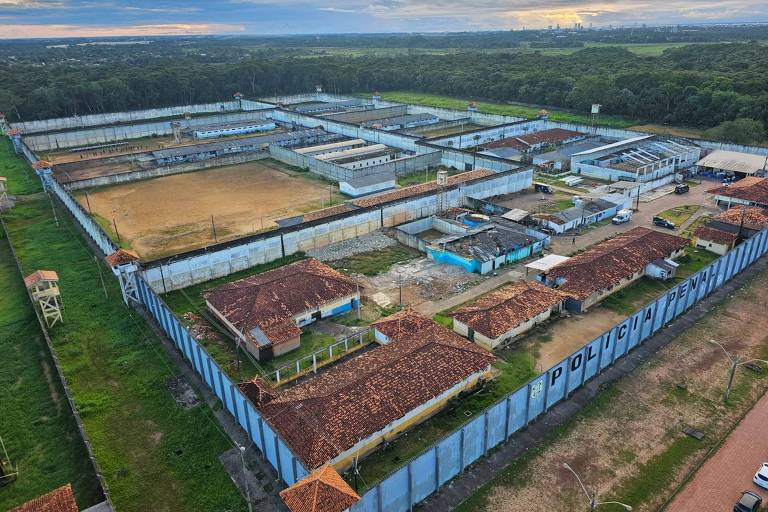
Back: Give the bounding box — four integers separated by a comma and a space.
708, 339, 768, 403
562, 463, 633, 512
236, 442, 253, 512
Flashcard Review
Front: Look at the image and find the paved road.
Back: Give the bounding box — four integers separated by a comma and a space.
667, 391, 768, 512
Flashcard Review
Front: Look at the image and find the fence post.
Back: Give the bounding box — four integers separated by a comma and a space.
434, 445, 440, 491
407, 462, 413, 512
483, 411, 490, 455
274, 436, 283, 479
459, 428, 465, 469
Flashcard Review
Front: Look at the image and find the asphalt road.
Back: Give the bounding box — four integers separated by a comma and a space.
667, 391, 768, 511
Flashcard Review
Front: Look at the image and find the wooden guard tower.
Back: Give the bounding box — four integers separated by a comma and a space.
0, 435, 18, 486
24, 270, 63, 327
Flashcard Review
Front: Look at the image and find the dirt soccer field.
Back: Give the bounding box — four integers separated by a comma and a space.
77, 160, 337, 259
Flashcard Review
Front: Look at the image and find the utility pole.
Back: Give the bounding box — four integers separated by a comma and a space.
563, 463, 632, 512
708, 339, 768, 403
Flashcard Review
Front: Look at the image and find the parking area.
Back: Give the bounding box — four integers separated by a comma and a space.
668, 391, 768, 511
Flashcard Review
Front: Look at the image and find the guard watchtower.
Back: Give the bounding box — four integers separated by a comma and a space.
0, 177, 7, 210
106, 249, 141, 305
24, 270, 63, 327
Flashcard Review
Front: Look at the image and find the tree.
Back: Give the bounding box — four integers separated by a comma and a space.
704, 118, 766, 144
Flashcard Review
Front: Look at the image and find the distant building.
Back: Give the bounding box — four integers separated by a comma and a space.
532, 139, 605, 171
709, 206, 768, 237
240, 309, 495, 471
693, 226, 738, 255
708, 177, 768, 209
533, 194, 632, 234
339, 172, 396, 197
542, 227, 688, 312
452, 280, 567, 350
570, 135, 700, 183
361, 113, 439, 131
189, 120, 277, 139
482, 128, 586, 157
203, 259, 359, 361
696, 150, 768, 179
11, 484, 79, 512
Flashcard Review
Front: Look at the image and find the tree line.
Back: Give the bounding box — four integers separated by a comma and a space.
1, 40, 766, 142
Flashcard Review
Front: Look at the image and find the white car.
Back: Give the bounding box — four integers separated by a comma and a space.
754, 462, 768, 490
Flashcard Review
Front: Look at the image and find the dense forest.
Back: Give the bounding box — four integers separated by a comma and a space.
1, 29, 768, 141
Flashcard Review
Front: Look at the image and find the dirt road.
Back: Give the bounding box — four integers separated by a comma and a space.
667, 392, 768, 512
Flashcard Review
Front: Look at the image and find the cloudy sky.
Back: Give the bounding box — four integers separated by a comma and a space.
1, 0, 767, 39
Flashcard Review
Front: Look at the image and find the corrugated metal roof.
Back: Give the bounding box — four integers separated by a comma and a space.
696, 150, 768, 174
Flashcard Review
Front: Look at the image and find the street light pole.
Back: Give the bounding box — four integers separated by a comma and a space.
708, 339, 768, 403
563, 463, 632, 512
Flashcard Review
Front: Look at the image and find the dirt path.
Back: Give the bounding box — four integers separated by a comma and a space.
667, 392, 768, 511
78, 161, 334, 258
445, 257, 768, 512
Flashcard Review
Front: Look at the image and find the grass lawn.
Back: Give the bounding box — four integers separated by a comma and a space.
0, 229, 102, 511
396, 167, 460, 187
658, 205, 700, 227
376, 91, 638, 129
2, 193, 247, 511
0, 139, 42, 196
330, 244, 421, 276
348, 347, 537, 490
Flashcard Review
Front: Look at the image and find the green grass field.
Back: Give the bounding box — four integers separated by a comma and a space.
0, 139, 42, 196
0, 229, 102, 511
375, 91, 638, 129
330, 244, 421, 276
0, 141, 247, 511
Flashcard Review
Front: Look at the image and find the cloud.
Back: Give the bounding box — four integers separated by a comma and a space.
0, 22, 245, 38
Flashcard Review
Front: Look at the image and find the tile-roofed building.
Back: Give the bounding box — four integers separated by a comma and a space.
451, 281, 567, 350
545, 227, 688, 311
279, 465, 360, 512
241, 309, 495, 469
708, 177, 768, 208
484, 128, 585, 153
352, 169, 495, 208
204, 258, 359, 360
11, 484, 79, 512
712, 206, 768, 230
693, 226, 738, 255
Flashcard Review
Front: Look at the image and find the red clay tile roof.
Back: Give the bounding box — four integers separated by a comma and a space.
239, 376, 277, 407
452, 281, 567, 339
7, 128, 19, 136
203, 259, 357, 347
549, 227, 688, 301
484, 128, 584, 151
713, 206, 768, 230
104, 248, 140, 266
24, 270, 59, 289
694, 226, 738, 245
279, 465, 360, 512
352, 169, 495, 208
708, 177, 768, 205
302, 204, 358, 223
32, 160, 52, 169
242, 310, 495, 468
12, 484, 79, 512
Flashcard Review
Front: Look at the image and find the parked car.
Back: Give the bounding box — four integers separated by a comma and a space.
653, 216, 676, 230
754, 463, 768, 490
674, 184, 690, 194
612, 208, 633, 225
534, 183, 554, 194
734, 491, 762, 512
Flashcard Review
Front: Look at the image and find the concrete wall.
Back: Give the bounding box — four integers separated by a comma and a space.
372, 98, 527, 126
14, 100, 271, 135
425, 120, 543, 149
65, 150, 271, 190
351, 227, 768, 512
140, 168, 533, 292
322, 106, 407, 124
24, 111, 274, 152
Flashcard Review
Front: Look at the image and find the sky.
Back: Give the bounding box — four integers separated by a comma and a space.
1, 0, 768, 39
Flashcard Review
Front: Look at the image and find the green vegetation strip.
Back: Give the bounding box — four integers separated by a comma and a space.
377, 91, 637, 129
1, 138, 247, 511
0, 229, 101, 510
330, 244, 421, 276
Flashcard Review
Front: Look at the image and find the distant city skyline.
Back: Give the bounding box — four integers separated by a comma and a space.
1, 0, 768, 39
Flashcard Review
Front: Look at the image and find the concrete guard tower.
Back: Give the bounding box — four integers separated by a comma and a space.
24, 270, 63, 328
32, 160, 53, 191
0, 112, 8, 135
436, 169, 449, 214
7, 128, 23, 154
372, 90, 381, 104
170, 121, 183, 143
106, 248, 141, 305
467, 101, 478, 113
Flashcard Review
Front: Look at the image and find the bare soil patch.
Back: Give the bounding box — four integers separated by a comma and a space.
475, 264, 768, 512
76, 160, 336, 258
